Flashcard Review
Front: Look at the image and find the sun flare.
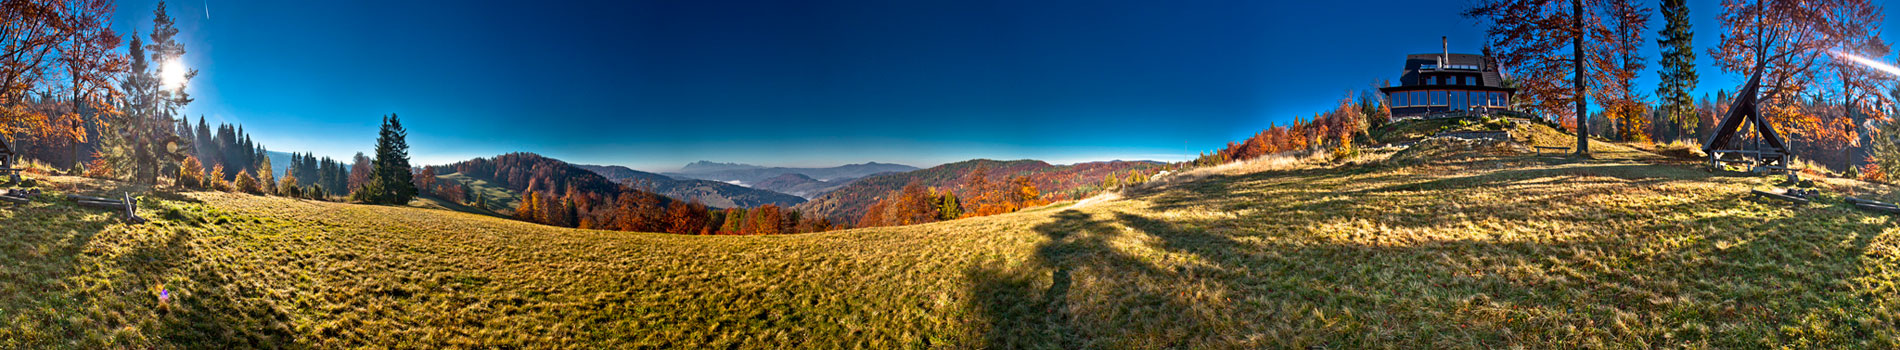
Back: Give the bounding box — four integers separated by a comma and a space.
1832, 50, 1900, 78
162, 58, 188, 89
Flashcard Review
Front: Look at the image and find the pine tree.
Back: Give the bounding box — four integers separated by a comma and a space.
1654, 0, 1697, 141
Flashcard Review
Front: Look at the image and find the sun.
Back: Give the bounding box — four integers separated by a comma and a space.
162, 58, 189, 90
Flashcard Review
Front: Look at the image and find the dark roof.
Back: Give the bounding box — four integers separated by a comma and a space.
1395, 53, 1507, 88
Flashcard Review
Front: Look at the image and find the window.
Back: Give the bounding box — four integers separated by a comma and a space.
1427, 76, 1437, 85
1465, 76, 1475, 85
1391, 92, 1406, 107
1491, 92, 1504, 106
1431, 90, 1447, 106
1450, 91, 1466, 110
1411, 91, 1425, 106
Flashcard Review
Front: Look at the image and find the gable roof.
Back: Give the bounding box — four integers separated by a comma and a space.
1397, 53, 1506, 88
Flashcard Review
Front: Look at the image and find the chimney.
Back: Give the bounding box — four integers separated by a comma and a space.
1442, 36, 1449, 65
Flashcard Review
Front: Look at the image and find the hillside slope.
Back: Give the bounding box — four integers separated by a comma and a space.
5, 141, 1899, 347
573, 164, 806, 208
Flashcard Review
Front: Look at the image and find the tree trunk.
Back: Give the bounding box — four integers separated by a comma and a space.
1573, 0, 1590, 156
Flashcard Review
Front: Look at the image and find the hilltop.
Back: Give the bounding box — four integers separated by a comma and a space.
4, 120, 1899, 348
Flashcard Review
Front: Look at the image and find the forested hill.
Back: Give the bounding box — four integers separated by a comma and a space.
792, 159, 1167, 222
573, 164, 807, 208
662, 161, 921, 187
428, 152, 672, 208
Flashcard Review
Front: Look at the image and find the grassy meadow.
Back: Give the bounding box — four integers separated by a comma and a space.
3, 126, 1899, 348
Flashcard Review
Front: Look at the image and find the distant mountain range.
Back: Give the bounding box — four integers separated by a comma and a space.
793, 159, 1167, 223
573, 164, 807, 208
661, 161, 920, 198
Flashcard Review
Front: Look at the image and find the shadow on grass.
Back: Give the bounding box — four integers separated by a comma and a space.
967, 154, 1896, 347
0, 189, 294, 348
966, 210, 1192, 349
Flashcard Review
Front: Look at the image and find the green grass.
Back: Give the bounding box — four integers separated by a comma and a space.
435, 172, 520, 214
3, 141, 1898, 347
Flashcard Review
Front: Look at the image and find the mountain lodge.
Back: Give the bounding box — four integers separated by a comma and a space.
1379, 37, 1517, 119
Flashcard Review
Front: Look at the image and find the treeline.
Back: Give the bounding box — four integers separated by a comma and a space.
856, 166, 1045, 228
283, 152, 350, 196
432, 152, 840, 235
1203, 92, 1383, 165
173, 117, 267, 180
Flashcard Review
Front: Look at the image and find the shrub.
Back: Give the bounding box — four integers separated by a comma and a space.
278, 174, 301, 198
235, 171, 261, 194
1331, 138, 1360, 162
1860, 164, 1885, 183
177, 157, 205, 189
83, 158, 111, 179
206, 165, 230, 191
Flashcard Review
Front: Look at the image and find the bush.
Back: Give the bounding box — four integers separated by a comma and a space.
206, 165, 230, 191
235, 171, 261, 194
177, 157, 205, 189
83, 158, 111, 179
278, 175, 301, 198
1483, 116, 1512, 131
1331, 138, 1360, 162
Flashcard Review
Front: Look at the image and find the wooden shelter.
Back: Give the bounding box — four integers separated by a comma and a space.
1701, 68, 1789, 173
0, 135, 18, 183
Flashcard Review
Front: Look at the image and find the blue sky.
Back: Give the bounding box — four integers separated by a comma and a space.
115, 0, 1898, 171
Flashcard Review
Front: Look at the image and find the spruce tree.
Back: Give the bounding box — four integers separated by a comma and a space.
1654, 0, 1697, 141
362, 114, 416, 204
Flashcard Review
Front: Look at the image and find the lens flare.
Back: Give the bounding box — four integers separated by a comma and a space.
162, 59, 188, 89
1832, 51, 1900, 78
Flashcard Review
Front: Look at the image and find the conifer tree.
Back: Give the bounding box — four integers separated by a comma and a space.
356, 114, 416, 204
1654, 0, 1698, 141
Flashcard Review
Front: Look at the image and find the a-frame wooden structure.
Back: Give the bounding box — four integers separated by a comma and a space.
1701, 68, 1789, 172
0, 135, 18, 183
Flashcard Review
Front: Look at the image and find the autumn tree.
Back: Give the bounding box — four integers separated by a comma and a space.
666, 200, 710, 235
3, 0, 121, 149
1655, 0, 1699, 141
349, 152, 372, 192
1466, 0, 1628, 154
747, 205, 782, 235
416, 167, 437, 196
256, 153, 275, 195
1711, 0, 1888, 169
1593, 0, 1651, 142
516, 191, 543, 223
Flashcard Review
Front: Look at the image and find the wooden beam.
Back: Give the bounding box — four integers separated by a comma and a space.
65, 194, 115, 202
1751, 190, 1810, 204
1854, 203, 1900, 214
1848, 197, 1898, 207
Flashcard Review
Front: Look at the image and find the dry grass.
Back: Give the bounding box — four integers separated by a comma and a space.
4, 137, 1900, 348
